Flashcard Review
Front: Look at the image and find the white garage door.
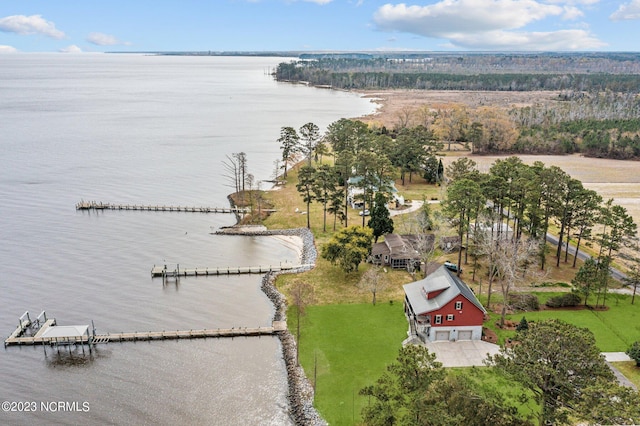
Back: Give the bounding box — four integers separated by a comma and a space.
435, 331, 450, 341
458, 330, 473, 340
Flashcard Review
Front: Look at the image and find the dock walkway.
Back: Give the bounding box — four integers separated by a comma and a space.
96, 322, 286, 343
76, 201, 249, 214
5, 319, 287, 347
151, 264, 310, 278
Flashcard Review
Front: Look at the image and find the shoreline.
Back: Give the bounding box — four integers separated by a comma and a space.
217, 226, 324, 426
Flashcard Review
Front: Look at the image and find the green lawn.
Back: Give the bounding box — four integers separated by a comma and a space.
483, 292, 640, 352
289, 302, 407, 426
611, 361, 640, 388
290, 294, 640, 425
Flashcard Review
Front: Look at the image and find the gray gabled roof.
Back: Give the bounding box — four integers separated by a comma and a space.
371, 234, 422, 259
403, 265, 486, 316
40, 325, 89, 339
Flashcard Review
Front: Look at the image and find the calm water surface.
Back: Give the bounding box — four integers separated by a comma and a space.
0, 54, 374, 425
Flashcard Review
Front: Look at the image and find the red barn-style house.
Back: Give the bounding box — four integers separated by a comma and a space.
403, 265, 486, 342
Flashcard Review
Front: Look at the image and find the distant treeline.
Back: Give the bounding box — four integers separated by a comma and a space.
275, 57, 640, 160
275, 57, 640, 92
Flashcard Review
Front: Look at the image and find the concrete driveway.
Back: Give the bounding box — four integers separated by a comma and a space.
423, 340, 501, 367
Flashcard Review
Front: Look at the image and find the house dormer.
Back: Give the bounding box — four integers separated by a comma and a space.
426, 288, 446, 300
421, 280, 449, 300
403, 265, 487, 343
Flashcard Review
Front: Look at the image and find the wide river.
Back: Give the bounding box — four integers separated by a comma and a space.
0, 54, 375, 425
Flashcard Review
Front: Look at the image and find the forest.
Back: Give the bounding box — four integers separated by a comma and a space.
275, 54, 640, 160
275, 53, 640, 91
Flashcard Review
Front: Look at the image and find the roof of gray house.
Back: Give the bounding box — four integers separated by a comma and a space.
403, 265, 486, 316
371, 234, 423, 259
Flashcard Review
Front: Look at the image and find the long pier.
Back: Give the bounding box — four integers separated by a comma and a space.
151, 264, 308, 278
95, 322, 286, 343
4, 312, 287, 347
76, 201, 249, 214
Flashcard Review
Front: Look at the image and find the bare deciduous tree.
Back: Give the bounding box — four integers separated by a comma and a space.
480, 235, 544, 327
290, 281, 315, 365
358, 266, 387, 305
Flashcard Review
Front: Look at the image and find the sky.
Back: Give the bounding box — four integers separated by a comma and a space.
1, 0, 639, 53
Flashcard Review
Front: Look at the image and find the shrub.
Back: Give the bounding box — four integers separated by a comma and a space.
627, 341, 640, 367
545, 292, 582, 308
515, 317, 529, 331
533, 281, 571, 288
508, 294, 540, 312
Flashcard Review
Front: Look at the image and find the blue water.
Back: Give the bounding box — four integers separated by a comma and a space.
0, 53, 374, 425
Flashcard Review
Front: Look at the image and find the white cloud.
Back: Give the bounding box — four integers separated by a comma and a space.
0, 45, 18, 53
448, 29, 606, 50
302, 0, 333, 4
374, 1, 564, 35
0, 14, 65, 39
373, 0, 605, 50
610, 0, 640, 20
545, 0, 599, 4
562, 5, 584, 19
59, 45, 82, 53
86, 32, 130, 46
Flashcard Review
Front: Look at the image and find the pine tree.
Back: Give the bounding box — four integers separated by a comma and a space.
367, 192, 394, 243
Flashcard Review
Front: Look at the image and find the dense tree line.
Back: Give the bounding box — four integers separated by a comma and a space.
442, 156, 637, 314
510, 91, 640, 157
276, 60, 640, 92
279, 52, 640, 75
515, 119, 640, 157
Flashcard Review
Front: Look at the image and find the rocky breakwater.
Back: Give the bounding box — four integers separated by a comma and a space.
215, 226, 325, 426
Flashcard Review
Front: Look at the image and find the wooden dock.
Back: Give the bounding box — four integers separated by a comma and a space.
5, 320, 287, 347
4, 315, 58, 346
151, 264, 307, 278
95, 322, 286, 343
76, 201, 249, 214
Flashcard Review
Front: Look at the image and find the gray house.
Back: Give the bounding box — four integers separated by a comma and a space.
369, 234, 434, 270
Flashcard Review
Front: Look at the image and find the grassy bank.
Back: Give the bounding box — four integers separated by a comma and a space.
481, 292, 640, 351
288, 303, 407, 425
611, 361, 640, 388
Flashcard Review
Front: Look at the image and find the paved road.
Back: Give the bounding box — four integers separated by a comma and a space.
545, 233, 628, 282
491, 201, 629, 283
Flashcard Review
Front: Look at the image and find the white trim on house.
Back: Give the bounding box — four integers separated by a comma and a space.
427, 325, 483, 342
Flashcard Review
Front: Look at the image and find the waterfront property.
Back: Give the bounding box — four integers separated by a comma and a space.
369, 234, 433, 270
403, 265, 487, 342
